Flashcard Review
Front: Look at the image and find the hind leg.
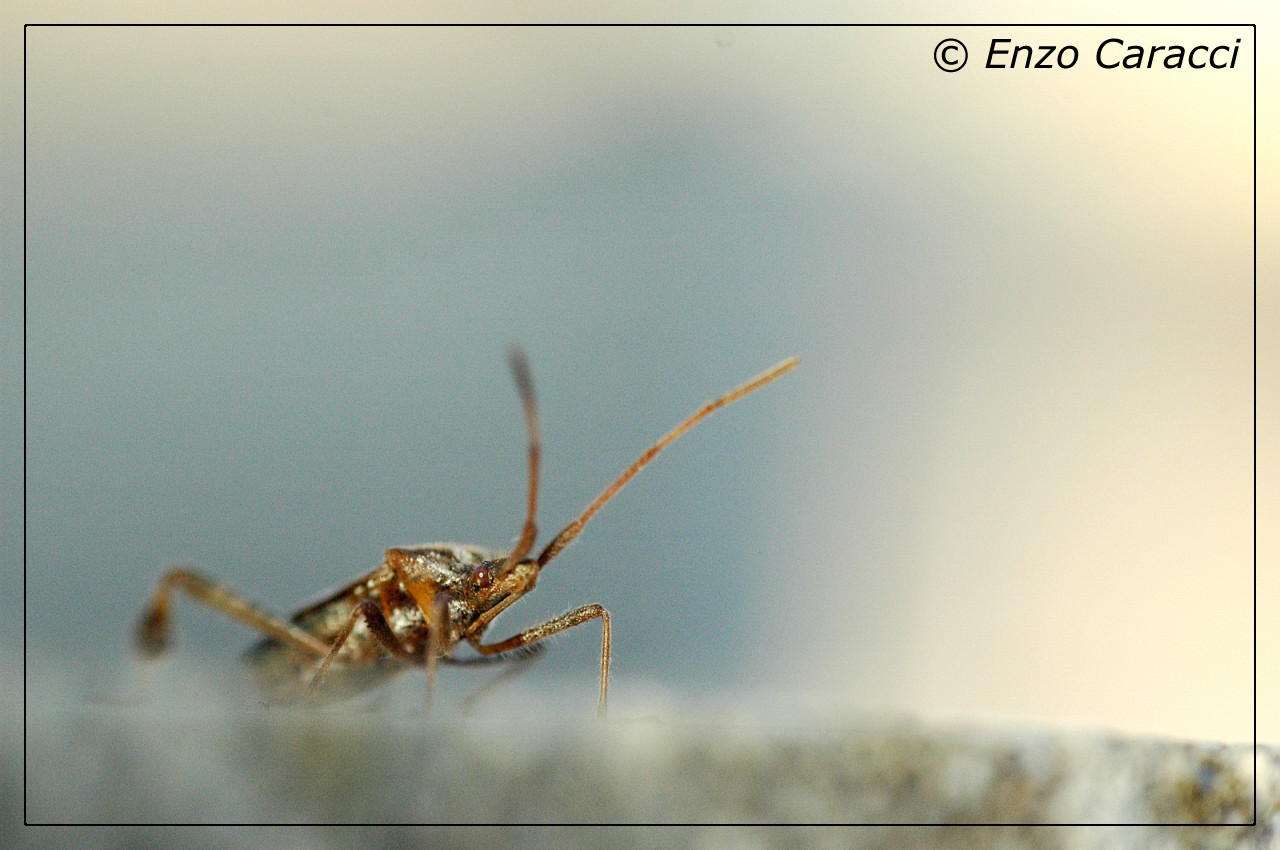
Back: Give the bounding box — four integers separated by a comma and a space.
135, 566, 330, 659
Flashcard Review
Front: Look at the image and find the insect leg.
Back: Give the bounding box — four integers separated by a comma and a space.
303, 596, 414, 696
441, 641, 547, 666
305, 599, 415, 700
469, 604, 611, 716
423, 588, 449, 711
135, 566, 330, 659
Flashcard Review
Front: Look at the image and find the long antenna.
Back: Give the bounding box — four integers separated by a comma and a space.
498, 347, 540, 576
536, 356, 798, 567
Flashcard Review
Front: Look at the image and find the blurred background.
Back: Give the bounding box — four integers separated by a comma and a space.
9, 20, 1268, 765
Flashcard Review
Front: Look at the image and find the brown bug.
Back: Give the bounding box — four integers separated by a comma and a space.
135, 350, 797, 715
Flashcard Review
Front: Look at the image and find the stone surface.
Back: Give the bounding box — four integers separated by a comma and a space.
10, 661, 1277, 848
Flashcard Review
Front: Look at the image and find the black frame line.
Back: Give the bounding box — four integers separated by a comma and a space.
19, 21, 1260, 829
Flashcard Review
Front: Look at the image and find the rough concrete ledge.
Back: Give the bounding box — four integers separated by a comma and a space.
13, 667, 1277, 849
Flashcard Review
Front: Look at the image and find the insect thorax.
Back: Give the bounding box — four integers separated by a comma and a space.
394, 543, 498, 586
389, 543, 508, 629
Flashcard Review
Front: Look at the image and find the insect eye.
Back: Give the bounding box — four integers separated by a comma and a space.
472, 565, 492, 589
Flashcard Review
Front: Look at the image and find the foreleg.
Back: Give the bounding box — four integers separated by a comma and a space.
470, 604, 611, 716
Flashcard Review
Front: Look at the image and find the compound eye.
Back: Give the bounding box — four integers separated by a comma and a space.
472, 564, 492, 589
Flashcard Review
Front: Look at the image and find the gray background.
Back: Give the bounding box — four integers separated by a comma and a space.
13, 25, 1263, 744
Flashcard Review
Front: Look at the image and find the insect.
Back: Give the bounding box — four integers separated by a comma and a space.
135, 350, 797, 715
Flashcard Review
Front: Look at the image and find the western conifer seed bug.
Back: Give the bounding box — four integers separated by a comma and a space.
135, 350, 797, 716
